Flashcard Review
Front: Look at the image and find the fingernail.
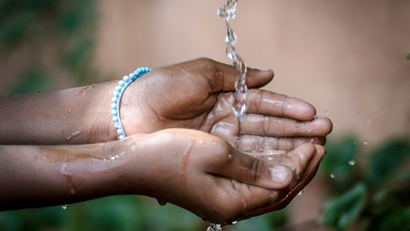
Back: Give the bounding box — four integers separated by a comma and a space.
257, 68, 271, 71
269, 165, 289, 184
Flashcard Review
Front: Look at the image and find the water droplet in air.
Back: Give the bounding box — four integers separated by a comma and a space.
349, 160, 356, 166
232, 221, 238, 224
297, 190, 303, 196
330, 173, 335, 179
363, 140, 368, 145
61, 204, 68, 210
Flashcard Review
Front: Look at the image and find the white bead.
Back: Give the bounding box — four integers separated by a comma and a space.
111, 103, 116, 109
115, 122, 121, 129
112, 116, 118, 122
115, 86, 121, 91
119, 135, 125, 140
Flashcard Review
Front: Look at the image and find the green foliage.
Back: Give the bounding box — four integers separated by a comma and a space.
10, 69, 54, 94
320, 183, 367, 231
0, 196, 203, 231
407, 53, 410, 60
0, 0, 98, 91
231, 209, 287, 231
319, 137, 410, 231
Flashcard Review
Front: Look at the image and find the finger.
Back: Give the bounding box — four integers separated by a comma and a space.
208, 177, 279, 224
206, 146, 310, 190
236, 135, 326, 152
240, 113, 333, 137
195, 58, 274, 92
239, 144, 326, 220
247, 89, 316, 121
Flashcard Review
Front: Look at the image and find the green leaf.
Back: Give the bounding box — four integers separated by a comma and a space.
9, 69, 54, 94
407, 53, 410, 60
366, 139, 410, 187
320, 183, 367, 231
320, 136, 359, 184
366, 207, 410, 231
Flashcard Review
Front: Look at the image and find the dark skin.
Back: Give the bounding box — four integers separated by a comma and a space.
0, 58, 332, 225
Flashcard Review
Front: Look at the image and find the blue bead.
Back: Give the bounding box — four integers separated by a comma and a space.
119, 135, 125, 140
112, 116, 118, 122
119, 80, 125, 87
111, 109, 117, 116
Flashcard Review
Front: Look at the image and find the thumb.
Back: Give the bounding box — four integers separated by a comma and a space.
197, 58, 274, 92
205, 147, 293, 190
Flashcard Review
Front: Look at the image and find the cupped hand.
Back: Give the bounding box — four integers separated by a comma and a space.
122, 129, 326, 225
120, 58, 332, 146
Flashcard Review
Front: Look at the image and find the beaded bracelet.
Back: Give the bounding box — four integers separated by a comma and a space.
111, 67, 151, 140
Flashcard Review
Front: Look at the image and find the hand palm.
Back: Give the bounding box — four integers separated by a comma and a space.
121, 58, 331, 152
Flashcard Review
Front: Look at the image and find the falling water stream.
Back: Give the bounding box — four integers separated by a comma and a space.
206, 1, 246, 230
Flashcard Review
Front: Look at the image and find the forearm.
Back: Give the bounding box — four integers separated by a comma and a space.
0, 140, 141, 211
0, 82, 118, 144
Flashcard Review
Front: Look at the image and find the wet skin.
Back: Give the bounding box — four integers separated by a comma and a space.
0, 129, 325, 225
0, 58, 332, 224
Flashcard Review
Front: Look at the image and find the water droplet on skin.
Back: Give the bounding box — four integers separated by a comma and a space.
357, 112, 362, 117
267, 157, 273, 161
157, 199, 167, 206
131, 145, 136, 151
381, 107, 387, 114
367, 119, 372, 124
68, 108, 73, 113
228, 154, 233, 159
297, 190, 303, 196
363, 140, 368, 145
349, 160, 356, 166
66, 131, 83, 142
324, 110, 329, 115
61, 204, 68, 209
330, 173, 335, 179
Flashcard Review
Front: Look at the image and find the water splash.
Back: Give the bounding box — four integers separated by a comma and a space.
218, 0, 248, 121
61, 204, 68, 210
348, 160, 356, 166
207, 223, 222, 231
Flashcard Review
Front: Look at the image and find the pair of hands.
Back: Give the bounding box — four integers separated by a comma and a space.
113, 58, 332, 224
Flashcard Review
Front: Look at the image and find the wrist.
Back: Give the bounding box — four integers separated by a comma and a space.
110, 67, 151, 140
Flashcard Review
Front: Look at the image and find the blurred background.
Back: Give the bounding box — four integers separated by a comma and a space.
0, 0, 409, 230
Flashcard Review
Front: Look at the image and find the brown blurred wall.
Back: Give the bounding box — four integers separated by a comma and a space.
94, 0, 410, 145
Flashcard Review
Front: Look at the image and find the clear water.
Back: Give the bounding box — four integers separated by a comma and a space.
205, 1, 246, 230
218, 0, 249, 121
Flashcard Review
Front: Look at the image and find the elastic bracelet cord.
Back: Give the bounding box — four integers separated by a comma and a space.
111, 67, 151, 140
